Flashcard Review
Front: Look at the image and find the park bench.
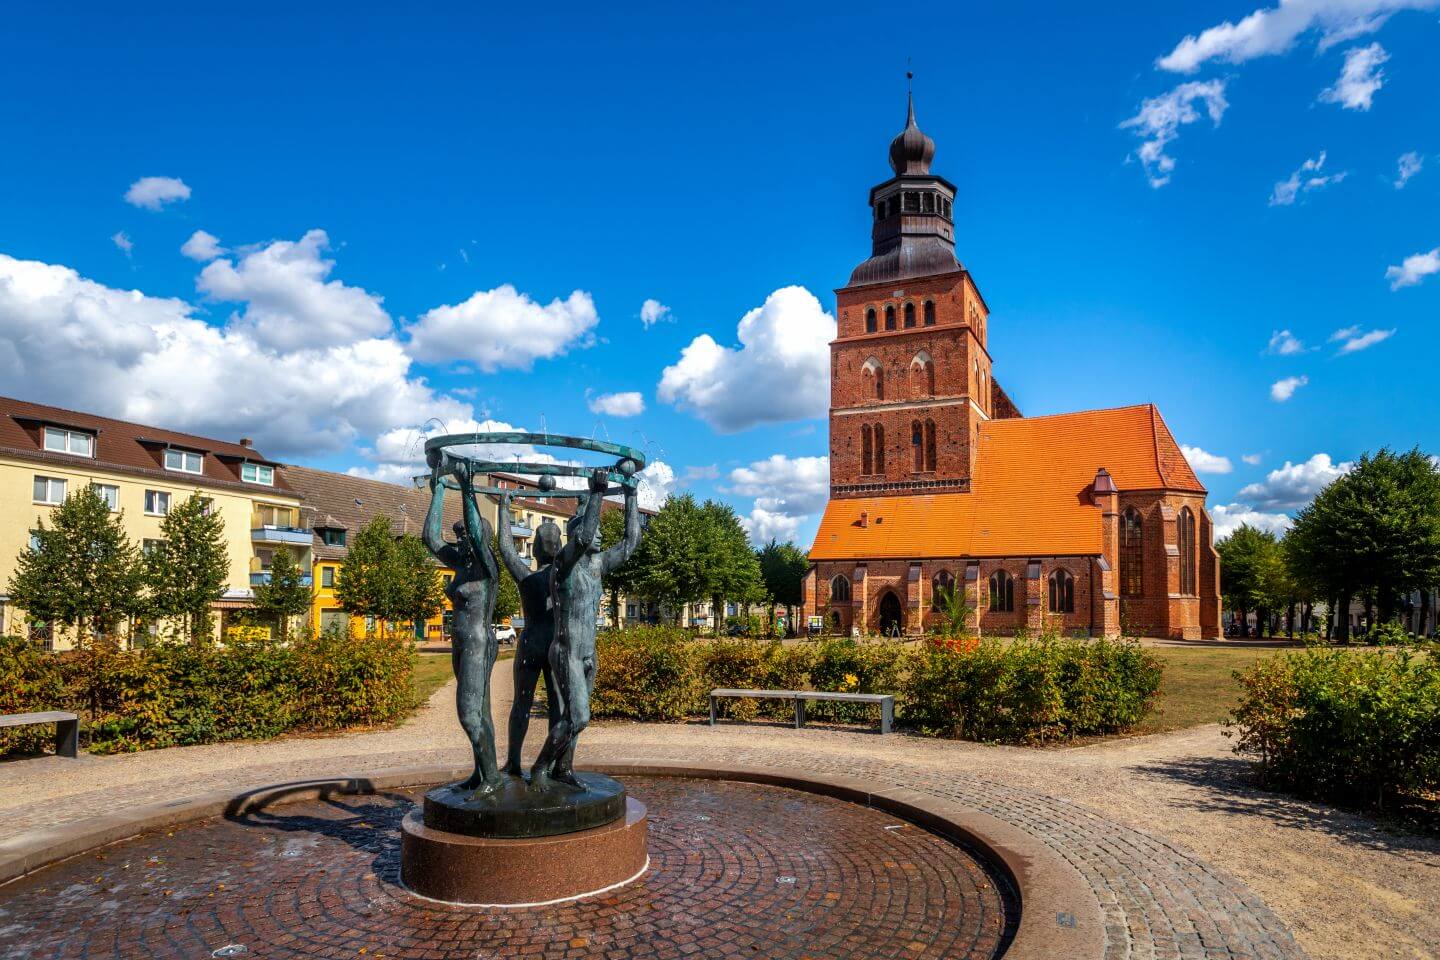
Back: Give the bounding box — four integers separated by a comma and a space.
0, 711, 80, 758
708, 688, 894, 735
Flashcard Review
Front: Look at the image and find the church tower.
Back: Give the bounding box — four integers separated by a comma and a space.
828, 85, 1011, 501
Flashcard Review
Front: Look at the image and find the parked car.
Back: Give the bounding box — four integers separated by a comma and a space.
494, 625, 517, 643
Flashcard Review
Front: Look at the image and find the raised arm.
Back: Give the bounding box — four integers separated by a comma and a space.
458, 463, 497, 582
422, 456, 459, 565
601, 486, 641, 575
554, 469, 607, 577
494, 490, 532, 582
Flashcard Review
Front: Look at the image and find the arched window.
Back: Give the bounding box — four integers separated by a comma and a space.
924, 419, 936, 471
911, 419, 924, 472
873, 424, 886, 472
930, 570, 955, 610
903, 302, 915, 328
1178, 507, 1197, 595
829, 575, 851, 603
1049, 569, 1075, 613
989, 570, 1014, 612
1120, 507, 1144, 596
865, 308, 877, 333
910, 351, 934, 396
861, 424, 873, 475
884, 305, 896, 330
923, 300, 935, 326
862, 357, 883, 400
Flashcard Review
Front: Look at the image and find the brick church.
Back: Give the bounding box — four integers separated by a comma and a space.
802, 94, 1221, 640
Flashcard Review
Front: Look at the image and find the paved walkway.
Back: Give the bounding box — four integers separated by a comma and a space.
3, 668, 1437, 960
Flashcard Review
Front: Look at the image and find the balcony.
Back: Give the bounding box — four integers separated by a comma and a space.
510, 522, 533, 538
249, 556, 313, 587
251, 525, 313, 546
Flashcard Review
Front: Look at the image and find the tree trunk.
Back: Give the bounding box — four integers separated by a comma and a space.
1286, 602, 1295, 639
1419, 589, 1432, 638
1336, 592, 1351, 644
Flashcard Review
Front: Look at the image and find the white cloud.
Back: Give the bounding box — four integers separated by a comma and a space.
1330, 326, 1395, 353
587, 391, 645, 417
405, 284, 598, 372
639, 298, 672, 328
1270, 375, 1309, 401
1120, 80, 1229, 188
1238, 452, 1352, 509
1269, 152, 1348, 206
683, 464, 720, 483
1243, 453, 1264, 466
197, 229, 393, 352
1319, 42, 1389, 110
1156, 0, 1434, 73
1266, 329, 1308, 355
741, 505, 806, 544
0, 252, 470, 460
1181, 445, 1234, 474
1394, 151, 1424, 189
658, 286, 834, 432
181, 230, 225, 261
636, 460, 676, 510
111, 231, 133, 256
1386, 247, 1440, 289
1212, 503, 1295, 539
725, 453, 830, 545
124, 176, 192, 210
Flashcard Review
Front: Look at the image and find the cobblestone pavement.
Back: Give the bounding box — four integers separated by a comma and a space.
3, 672, 1437, 959
0, 778, 1016, 960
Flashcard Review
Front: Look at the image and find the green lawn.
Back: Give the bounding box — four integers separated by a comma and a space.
410, 649, 515, 707
1135, 647, 1278, 735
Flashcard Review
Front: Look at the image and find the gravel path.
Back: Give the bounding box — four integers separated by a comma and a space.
2, 668, 1436, 960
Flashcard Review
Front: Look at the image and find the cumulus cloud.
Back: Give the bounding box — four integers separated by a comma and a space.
124, 176, 191, 210
181, 230, 225, 261
1330, 325, 1394, 353
724, 453, 830, 545
635, 460, 676, 510
658, 286, 834, 432
1394, 151, 1424, 189
1120, 80, 1229, 188
197, 229, 393, 352
1269, 152, 1347, 206
639, 298, 672, 328
1266, 329, 1308, 355
587, 391, 645, 417
0, 252, 469, 460
111, 231, 133, 256
1212, 503, 1295, 539
1270, 375, 1309, 401
1181, 445, 1234, 474
405, 284, 598, 372
1386, 247, 1440, 289
1237, 453, 1352, 510
1156, 0, 1434, 73
1319, 42, 1389, 110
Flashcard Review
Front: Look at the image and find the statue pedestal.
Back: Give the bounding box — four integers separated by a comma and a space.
400, 777, 649, 906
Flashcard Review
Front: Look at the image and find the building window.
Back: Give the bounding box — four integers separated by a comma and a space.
911, 351, 934, 396
903, 302, 916, 328
321, 566, 335, 588
241, 463, 275, 485
256, 548, 274, 570
829, 575, 851, 603
32, 475, 67, 505
1120, 507, 1144, 597
865, 308, 877, 333
861, 425, 873, 475
923, 300, 935, 326
91, 483, 120, 512
1049, 569, 1075, 613
903, 191, 919, 212
1178, 507, 1197, 596
884, 305, 896, 330
142, 538, 164, 556
164, 449, 203, 474
990, 570, 1014, 612
911, 420, 924, 471
942, 198, 952, 218
930, 570, 955, 610
862, 358, 883, 400
255, 504, 297, 527
921, 192, 934, 213
873, 424, 885, 473
924, 419, 937, 471
28, 533, 42, 552
321, 528, 347, 547
43, 426, 94, 457
144, 490, 171, 515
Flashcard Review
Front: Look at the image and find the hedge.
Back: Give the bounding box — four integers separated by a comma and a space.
0, 628, 414, 757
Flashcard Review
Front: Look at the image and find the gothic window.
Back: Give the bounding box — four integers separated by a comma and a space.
910, 351, 934, 396
989, 570, 1014, 612
862, 357, 883, 400
1178, 507, 1197, 595
930, 570, 955, 610
1049, 569, 1075, 613
874, 424, 886, 472
911, 419, 924, 471
885, 305, 896, 330
865, 308, 877, 333
830, 575, 851, 603
861, 425, 873, 475
923, 300, 935, 325
1120, 507, 1144, 596
903, 302, 915, 328
924, 419, 936, 471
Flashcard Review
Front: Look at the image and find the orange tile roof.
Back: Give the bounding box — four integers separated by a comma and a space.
809, 403, 1204, 561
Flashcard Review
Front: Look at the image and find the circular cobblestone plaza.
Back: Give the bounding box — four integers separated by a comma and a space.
0, 777, 1018, 960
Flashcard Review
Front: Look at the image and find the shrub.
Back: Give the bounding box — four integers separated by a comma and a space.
1229, 648, 1440, 809
697, 639, 814, 720
591, 626, 702, 721
807, 637, 905, 722
0, 634, 66, 755
294, 628, 413, 728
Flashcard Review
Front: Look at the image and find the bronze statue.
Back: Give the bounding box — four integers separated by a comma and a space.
496, 494, 562, 777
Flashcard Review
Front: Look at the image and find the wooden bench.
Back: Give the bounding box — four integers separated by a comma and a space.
708, 689, 894, 735
0, 711, 80, 758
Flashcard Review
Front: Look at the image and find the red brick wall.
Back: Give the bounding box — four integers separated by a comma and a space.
1113, 491, 1217, 640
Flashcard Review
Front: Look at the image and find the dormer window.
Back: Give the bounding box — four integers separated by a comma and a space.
43, 426, 94, 458
242, 463, 274, 485
165, 448, 203, 474
320, 527, 347, 547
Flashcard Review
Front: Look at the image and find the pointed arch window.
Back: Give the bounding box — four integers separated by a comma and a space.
910, 351, 935, 396
1120, 507, 1144, 596
1049, 569, 1075, 613
884, 305, 896, 330
930, 570, 955, 610
865, 308, 877, 333
924, 419, 936, 471
911, 419, 924, 472
903, 302, 916, 328
873, 424, 885, 473
923, 300, 935, 326
1178, 507, 1197, 595
989, 570, 1014, 612
862, 357, 883, 400
829, 574, 851, 603
861, 424, 873, 475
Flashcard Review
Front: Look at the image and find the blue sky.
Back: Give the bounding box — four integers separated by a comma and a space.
1, 1, 1436, 547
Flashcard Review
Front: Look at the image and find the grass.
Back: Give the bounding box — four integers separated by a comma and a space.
410, 649, 514, 707
1136, 647, 1278, 735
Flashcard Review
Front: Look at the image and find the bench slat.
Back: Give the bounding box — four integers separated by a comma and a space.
710, 689, 799, 699
0, 711, 79, 727
795, 692, 893, 703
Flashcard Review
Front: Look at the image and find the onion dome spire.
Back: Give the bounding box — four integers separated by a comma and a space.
888, 71, 935, 175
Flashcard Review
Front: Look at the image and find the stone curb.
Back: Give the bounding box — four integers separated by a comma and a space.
0, 760, 1102, 960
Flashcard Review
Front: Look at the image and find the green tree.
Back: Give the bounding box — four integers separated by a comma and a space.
250, 546, 313, 639
336, 517, 445, 637
701, 501, 764, 635
7, 485, 143, 641
394, 534, 445, 636
599, 506, 637, 625
490, 534, 521, 622
1217, 525, 1283, 636
626, 494, 713, 623
146, 492, 229, 644
757, 539, 809, 634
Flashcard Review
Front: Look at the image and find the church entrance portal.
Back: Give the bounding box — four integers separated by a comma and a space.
878, 591, 903, 637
